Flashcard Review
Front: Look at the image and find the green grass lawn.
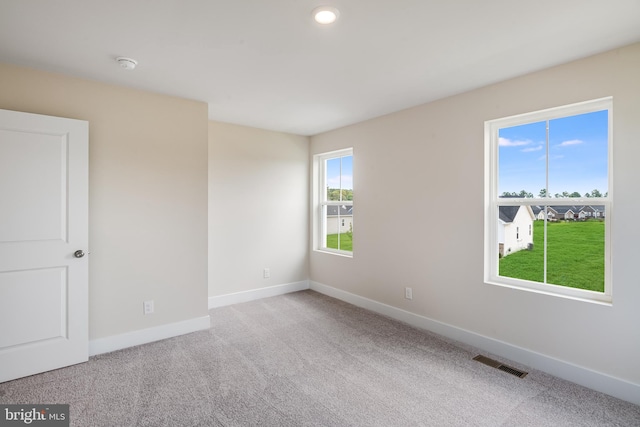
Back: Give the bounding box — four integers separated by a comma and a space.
326, 233, 352, 252
499, 220, 604, 292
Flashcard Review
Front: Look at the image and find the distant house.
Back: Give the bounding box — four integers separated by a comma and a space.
581, 205, 605, 219
532, 206, 558, 221
532, 206, 542, 219
591, 205, 605, 218
553, 206, 576, 220
534, 205, 605, 221
326, 205, 353, 234
578, 205, 596, 219
498, 205, 535, 257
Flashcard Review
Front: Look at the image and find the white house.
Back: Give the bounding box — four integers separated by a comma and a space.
533, 205, 605, 221
326, 205, 353, 234
580, 205, 606, 219
578, 206, 595, 219
554, 206, 576, 220
498, 206, 535, 257
534, 206, 558, 221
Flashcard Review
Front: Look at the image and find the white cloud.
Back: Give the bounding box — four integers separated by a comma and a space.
538, 154, 564, 161
499, 137, 531, 147
558, 139, 584, 147
521, 145, 543, 152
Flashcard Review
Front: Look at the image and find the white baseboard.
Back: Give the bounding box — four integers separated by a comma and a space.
89, 315, 211, 357
309, 281, 640, 406
208, 280, 309, 309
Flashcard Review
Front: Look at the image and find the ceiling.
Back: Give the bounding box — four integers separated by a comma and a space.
1, 1, 639, 136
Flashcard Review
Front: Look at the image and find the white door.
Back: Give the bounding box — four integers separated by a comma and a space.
0, 109, 88, 382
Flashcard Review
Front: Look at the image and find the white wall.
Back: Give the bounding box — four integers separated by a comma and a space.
502, 207, 534, 256
0, 63, 210, 342
327, 216, 353, 235
208, 122, 309, 297
310, 43, 640, 388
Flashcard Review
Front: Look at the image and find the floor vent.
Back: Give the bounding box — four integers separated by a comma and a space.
473, 355, 528, 378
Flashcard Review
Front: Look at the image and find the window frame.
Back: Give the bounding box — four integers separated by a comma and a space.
313, 148, 354, 257
484, 97, 613, 304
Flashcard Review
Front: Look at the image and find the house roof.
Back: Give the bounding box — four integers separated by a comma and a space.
549, 205, 605, 214
327, 205, 353, 217
499, 206, 521, 223
588, 205, 606, 213
553, 206, 575, 214
531, 205, 605, 216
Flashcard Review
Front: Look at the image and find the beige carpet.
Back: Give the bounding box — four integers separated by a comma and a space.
1, 290, 638, 426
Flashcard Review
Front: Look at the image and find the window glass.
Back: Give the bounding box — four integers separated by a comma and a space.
315, 149, 353, 256
499, 121, 546, 197
486, 98, 611, 302
548, 111, 608, 198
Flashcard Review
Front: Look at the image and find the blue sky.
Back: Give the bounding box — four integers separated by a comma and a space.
326, 155, 353, 190
498, 110, 608, 197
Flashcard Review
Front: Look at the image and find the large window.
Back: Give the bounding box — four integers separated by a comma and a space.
313, 148, 353, 256
485, 98, 612, 303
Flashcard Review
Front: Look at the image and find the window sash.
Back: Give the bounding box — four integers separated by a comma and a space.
320, 202, 353, 254
485, 98, 612, 304
314, 148, 353, 256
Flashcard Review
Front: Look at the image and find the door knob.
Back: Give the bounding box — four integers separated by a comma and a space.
74, 250, 85, 258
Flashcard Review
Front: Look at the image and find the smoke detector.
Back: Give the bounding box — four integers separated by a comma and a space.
116, 57, 138, 70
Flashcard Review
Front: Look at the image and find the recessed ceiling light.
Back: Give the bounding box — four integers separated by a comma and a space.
116, 57, 138, 70
312, 6, 339, 25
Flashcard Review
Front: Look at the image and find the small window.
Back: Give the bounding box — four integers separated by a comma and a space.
313, 148, 353, 255
485, 98, 612, 303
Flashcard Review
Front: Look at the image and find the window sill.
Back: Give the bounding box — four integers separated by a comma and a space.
484, 278, 612, 306
314, 249, 353, 258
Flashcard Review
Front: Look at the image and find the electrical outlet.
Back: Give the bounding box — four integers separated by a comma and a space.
263, 268, 270, 279
405, 287, 413, 300
143, 300, 154, 315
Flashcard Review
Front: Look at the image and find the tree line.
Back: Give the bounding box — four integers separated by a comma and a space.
327, 188, 353, 201
501, 189, 607, 198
